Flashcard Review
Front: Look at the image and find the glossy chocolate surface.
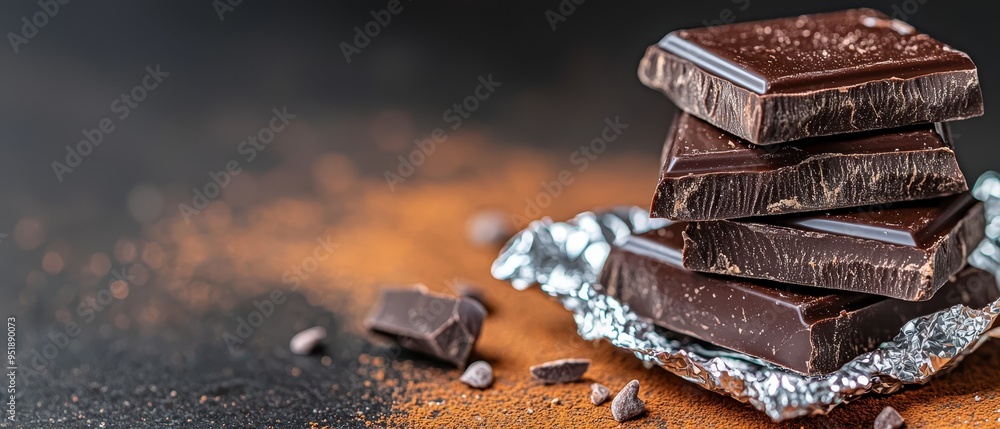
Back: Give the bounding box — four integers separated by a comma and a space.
662, 8, 976, 94
663, 114, 952, 176
637, 8, 984, 144
775, 194, 976, 247
600, 222, 999, 374
652, 114, 966, 220
682, 195, 985, 300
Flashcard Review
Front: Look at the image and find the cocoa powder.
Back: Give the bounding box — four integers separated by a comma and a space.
149, 138, 1000, 428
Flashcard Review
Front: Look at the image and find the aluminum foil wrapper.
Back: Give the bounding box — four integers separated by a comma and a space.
491, 175, 1000, 422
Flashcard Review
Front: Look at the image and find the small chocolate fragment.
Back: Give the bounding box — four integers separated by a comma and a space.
874, 406, 905, 429
611, 380, 645, 422
366, 287, 486, 367
652, 113, 967, 220
289, 326, 326, 355
590, 383, 610, 406
459, 360, 493, 389
529, 358, 590, 384
466, 209, 515, 246
683, 194, 985, 300
454, 279, 490, 313
638, 9, 983, 144
599, 222, 1000, 374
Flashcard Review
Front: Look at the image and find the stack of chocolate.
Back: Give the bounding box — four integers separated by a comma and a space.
600, 9, 997, 375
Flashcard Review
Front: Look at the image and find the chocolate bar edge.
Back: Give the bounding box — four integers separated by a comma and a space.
651, 131, 968, 220
638, 46, 984, 145
681, 201, 986, 300
600, 228, 1000, 374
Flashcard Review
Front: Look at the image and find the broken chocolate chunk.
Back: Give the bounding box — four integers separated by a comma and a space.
454, 279, 490, 313
459, 360, 493, 389
682, 194, 985, 300
590, 383, 610, 406
611, 380, 645, 422
289, 326, 326, 355
366, 287, 486, 367
529, 358, 590, 384
638, 8, 983, 144
874, 406, 905, 429
599, 222, 1000, 374
652, 113, 967, 220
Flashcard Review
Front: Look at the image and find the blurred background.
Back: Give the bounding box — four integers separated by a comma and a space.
1, 1, 997, 427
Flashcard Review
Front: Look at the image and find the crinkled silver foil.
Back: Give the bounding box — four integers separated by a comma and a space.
491, 176, 1000, 422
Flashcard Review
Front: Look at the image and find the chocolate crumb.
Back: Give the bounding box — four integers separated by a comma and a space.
459, 361, 493, 389
875, 406, 905, 429
529, 358, 590, 384
590, 383, 610, 406
466, 209, 514, 246
611, 380, 645, 422
455, 280, 490, 312
289, 326, 326, 355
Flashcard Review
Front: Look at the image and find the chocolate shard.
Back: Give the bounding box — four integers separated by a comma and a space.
529, 358, 590, 384
638, 8, 983, 145
289, 326, 326, 355
599, 222, 1000, 374
459, 360, 494, 389
590, 383, 611, 406
874, 406, 905, 429
652, 113, 967, 220
366, 287, 486, 367
682, 194, 985, 300
610, 380, 645, 422
454, 279, 490, 313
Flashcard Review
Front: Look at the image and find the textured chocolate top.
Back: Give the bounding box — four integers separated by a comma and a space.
771, 194, 978, 248
662, 113, 951, 176
661, 8, 976, 93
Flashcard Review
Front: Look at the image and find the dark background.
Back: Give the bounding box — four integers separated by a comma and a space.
0, 0, 996, 230
1, 1, 997, 427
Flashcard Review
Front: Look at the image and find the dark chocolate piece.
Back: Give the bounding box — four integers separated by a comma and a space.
289, 326, 326, 355
610, 380, 645, 422
638, 8, 983, 144
875, 406, 905, 429
529, 358, 590, 383
683, 194, 985, 300
599, 222, 1000, 374
590, 383, 610, 406
459, 360, 494, 389
652, 113, 967, 220
366, 287, 486, 367
454, 279, 490, 313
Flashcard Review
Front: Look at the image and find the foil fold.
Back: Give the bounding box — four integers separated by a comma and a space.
492, 176, 1000, 422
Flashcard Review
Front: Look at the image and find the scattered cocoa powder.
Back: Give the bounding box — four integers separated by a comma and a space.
146, 138, 1000, 428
